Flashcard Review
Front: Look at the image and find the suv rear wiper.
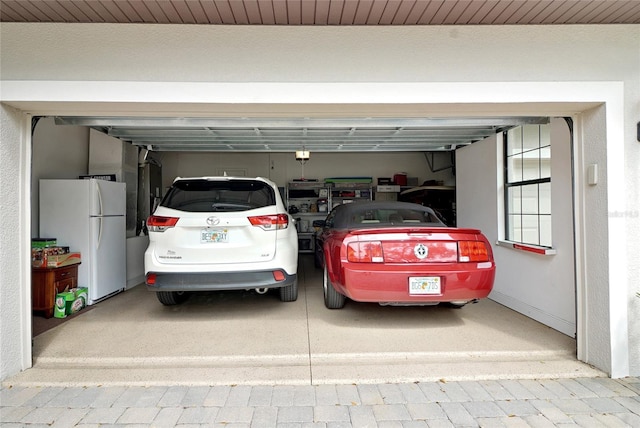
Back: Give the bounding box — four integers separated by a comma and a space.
210, 202, 251, 211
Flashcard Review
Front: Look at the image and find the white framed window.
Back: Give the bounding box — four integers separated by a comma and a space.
504, 124, 552, 248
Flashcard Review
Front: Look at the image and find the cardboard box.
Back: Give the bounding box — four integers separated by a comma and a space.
377, 185, 401, 192
74, 287, 88, 306
32, 247, 73, 268
55, 288, 88, 317
375, 192, 398, 201
66, 287, 88, 314
46, 252, 81, 268
54, 291, 75, 318
32, 238, 56, 248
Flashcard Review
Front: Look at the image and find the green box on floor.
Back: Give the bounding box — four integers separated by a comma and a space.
66, 287, 88, 315
54, 291, 75, 318
74, 287, 88, 307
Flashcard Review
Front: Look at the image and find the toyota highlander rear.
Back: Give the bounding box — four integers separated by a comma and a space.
144, 176, 298, 305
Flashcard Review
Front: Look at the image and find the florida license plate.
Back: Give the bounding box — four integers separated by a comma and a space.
201, 228, 228, 243
409, 277, 441, 295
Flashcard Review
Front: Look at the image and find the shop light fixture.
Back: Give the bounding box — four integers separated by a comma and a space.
295, 149, 310, 180
295, 150, 310, 163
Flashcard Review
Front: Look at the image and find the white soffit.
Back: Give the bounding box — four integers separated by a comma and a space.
2, 0, 639, 25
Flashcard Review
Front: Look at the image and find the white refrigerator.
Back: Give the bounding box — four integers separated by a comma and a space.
40, 179, 126, 304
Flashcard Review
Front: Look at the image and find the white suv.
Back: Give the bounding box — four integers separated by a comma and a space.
144, 176, 298, 305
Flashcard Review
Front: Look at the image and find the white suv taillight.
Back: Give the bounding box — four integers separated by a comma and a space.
248, 214, 289, 230
147, 215, 179, 232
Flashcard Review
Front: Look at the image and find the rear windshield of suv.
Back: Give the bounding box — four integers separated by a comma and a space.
161, 179, 276, 212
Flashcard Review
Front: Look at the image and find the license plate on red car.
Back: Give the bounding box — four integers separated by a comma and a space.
409, 277, 441, 295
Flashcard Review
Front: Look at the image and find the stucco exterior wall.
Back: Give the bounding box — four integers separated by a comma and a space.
0, 105, 30, 378
579, 106, 614, 373
0, 23, 638, 380
0, 24, 636, 84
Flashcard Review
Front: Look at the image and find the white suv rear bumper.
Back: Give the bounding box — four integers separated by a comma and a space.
145, 270, 297, 292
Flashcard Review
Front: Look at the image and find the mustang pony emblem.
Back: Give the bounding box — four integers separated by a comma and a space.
414, 243, 428, 259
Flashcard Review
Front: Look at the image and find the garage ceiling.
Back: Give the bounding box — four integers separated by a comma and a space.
2, 0, 639, 25
9, 2, 630, 152
54, 116, 549, 152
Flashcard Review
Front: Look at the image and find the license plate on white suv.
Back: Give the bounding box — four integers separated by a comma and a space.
201, 228, 228, 243
409, 277, 441, 295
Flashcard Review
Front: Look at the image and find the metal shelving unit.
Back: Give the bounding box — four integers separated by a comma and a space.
286, 181, 330, 253
286, 180, 373, 253
329, 182, 373, 208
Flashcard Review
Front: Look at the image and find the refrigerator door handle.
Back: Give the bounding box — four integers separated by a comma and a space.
97, 216, 103, 250
96, 181, 104, 216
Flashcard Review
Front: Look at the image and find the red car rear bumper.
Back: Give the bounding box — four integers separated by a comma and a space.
339, 263, 495, 303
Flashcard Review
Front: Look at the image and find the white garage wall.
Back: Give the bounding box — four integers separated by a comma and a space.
457, 119, 576, 336
31, 117, 89, 235
160, 151, 453, 189
1, 23, 638, 380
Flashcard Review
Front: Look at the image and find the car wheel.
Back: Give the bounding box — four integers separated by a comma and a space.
156, 291, 188, 306
323, 265, 345, 309
279, 279, 298, 302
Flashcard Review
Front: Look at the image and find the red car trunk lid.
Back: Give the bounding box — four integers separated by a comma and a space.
381, 241, 458, 263
345, 227, 486, 264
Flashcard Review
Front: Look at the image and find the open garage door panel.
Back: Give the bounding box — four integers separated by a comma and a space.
54, 116, 549, 153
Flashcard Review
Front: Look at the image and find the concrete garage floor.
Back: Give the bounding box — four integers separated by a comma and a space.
12, 256, 604, 387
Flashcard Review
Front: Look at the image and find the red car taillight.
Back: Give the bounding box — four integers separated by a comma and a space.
147, 216, 179, 232
347, 241, 384, 263
458, 241, 490, 262
145, 273, 157, 285
248, 214, 289, 230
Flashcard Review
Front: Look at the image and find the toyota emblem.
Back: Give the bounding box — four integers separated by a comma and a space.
206, 216, 220, 226
414, 243, 428, 259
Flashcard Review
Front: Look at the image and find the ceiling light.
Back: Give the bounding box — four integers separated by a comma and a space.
295, 150, 310, 163
295, 149, 310, 180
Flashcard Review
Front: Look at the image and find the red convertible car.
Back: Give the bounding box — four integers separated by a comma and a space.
314, 201, 495, 309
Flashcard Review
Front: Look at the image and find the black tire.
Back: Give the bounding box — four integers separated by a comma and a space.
323, 265, 345, 309
156, 291, 188, 306
279, 280, 298, 302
